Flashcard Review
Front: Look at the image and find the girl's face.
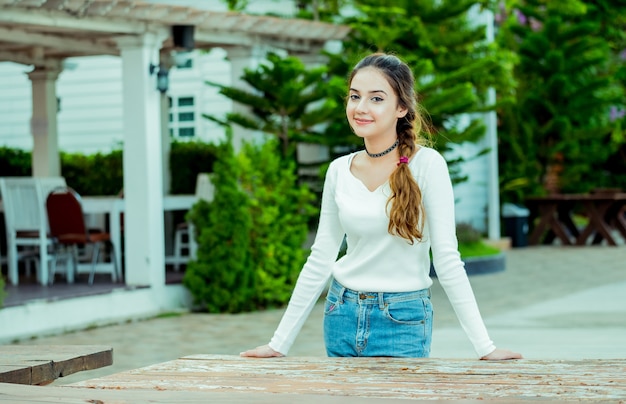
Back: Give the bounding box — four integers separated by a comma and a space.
346, 67, 407, 141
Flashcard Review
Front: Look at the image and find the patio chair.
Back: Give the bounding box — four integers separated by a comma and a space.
165, 173, 213, 271
0, 177, 65, 285
46, 187, 118, 285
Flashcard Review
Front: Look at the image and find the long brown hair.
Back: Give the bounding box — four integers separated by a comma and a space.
349, 53, 432, 244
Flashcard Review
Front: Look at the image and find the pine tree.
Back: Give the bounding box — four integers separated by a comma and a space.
323, 0, 515, 184
496, 0, 625, 201
584, 0, 626, 190
205, 52, 334, 162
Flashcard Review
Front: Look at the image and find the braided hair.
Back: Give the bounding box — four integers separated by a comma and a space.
349, 53, 432, 244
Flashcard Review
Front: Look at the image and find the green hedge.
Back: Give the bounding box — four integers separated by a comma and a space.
0, 147, 30, 176
168, 141, 219, 194
0, 141, 219, 196
61, 150, 123, 196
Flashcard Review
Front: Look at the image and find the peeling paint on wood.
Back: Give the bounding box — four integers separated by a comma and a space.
70, 355, 626, 401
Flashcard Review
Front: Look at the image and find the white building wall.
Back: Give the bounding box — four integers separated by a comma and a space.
57, 56, 124, 153
0, 49, 234, 154
167, 48, 233, 144
0, 62, 33, 151
449, 140, 491, 233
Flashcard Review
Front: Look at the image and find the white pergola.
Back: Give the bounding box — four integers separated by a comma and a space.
0, 0, 350, 288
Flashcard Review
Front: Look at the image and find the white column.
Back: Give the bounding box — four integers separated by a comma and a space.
483, 10, 501, 240
470, 4, 501, 240
485, 87, 501, 240
116, 33, 167, 287
295, 51, 330, 182
160, 92, 175, 255
225, 46, 258, 153
159, 49, 173, 196
161, 94, 171, 195
27, 66, 61, 177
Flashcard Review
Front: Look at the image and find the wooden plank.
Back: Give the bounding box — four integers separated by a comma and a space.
0, 365, 33, 385
70, 355, 626, 401
0, 382, 400, 404
0, 345, 113, 385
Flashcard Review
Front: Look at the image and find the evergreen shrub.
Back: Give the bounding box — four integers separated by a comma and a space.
238, 140, 317, 309
183, 135, 255, 313
183, 136, 316, 313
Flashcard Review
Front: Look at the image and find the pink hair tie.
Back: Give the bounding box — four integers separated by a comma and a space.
397, 156, 409, 166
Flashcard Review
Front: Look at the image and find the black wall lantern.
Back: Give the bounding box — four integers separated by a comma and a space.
148, 25, 195, 93
149, 63, 169, 94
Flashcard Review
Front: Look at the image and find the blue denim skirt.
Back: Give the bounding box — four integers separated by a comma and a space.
323, 278, 433, 357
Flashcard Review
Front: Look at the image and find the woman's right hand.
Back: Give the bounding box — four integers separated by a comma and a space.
240, 344, 284, 358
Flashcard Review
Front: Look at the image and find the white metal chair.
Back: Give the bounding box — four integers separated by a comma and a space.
0, 177, 66, 285
165, 173, 214, 271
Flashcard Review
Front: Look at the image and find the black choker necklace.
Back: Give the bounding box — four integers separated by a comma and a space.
365, 139, 399, 158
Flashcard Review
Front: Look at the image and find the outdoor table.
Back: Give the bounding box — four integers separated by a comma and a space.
0, 355, 624, 402
526, 193, 626, 246
0, 345, 112, 385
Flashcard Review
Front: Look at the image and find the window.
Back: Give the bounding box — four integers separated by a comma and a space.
168, 96, 196, 138
177, 57, 193, 69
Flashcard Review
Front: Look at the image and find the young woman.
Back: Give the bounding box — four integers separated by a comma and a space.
241, 53, 522, 360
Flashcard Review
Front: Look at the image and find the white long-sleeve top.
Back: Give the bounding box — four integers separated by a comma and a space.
268, 147, 496, 358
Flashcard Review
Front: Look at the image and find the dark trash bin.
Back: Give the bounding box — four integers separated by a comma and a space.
502, 203, 529, 247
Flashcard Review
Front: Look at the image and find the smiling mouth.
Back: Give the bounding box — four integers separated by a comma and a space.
354, 118, 373, 124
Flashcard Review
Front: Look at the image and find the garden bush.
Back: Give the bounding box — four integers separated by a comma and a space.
183, 135, 255, 313
238, 140, 317, 309
183, 135, 316, 312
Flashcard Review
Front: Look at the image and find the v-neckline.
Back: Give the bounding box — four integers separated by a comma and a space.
346, 148, 421, 193
347, 152, 390, 193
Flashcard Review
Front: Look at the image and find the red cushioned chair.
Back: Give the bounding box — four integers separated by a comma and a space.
46, 187, 119, 285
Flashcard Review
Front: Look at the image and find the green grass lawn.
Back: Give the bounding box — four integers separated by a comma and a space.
458, 241, 501, 258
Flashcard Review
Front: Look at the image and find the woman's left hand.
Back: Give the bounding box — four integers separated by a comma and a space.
480, 348, 523, 360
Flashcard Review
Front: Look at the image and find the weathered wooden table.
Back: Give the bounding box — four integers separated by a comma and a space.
1, 355, 623, 402
526, 193, 626, 246
0, 345, 112, 385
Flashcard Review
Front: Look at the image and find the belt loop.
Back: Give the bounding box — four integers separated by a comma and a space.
378, 292, 385, 309
332, 279, 345, 304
